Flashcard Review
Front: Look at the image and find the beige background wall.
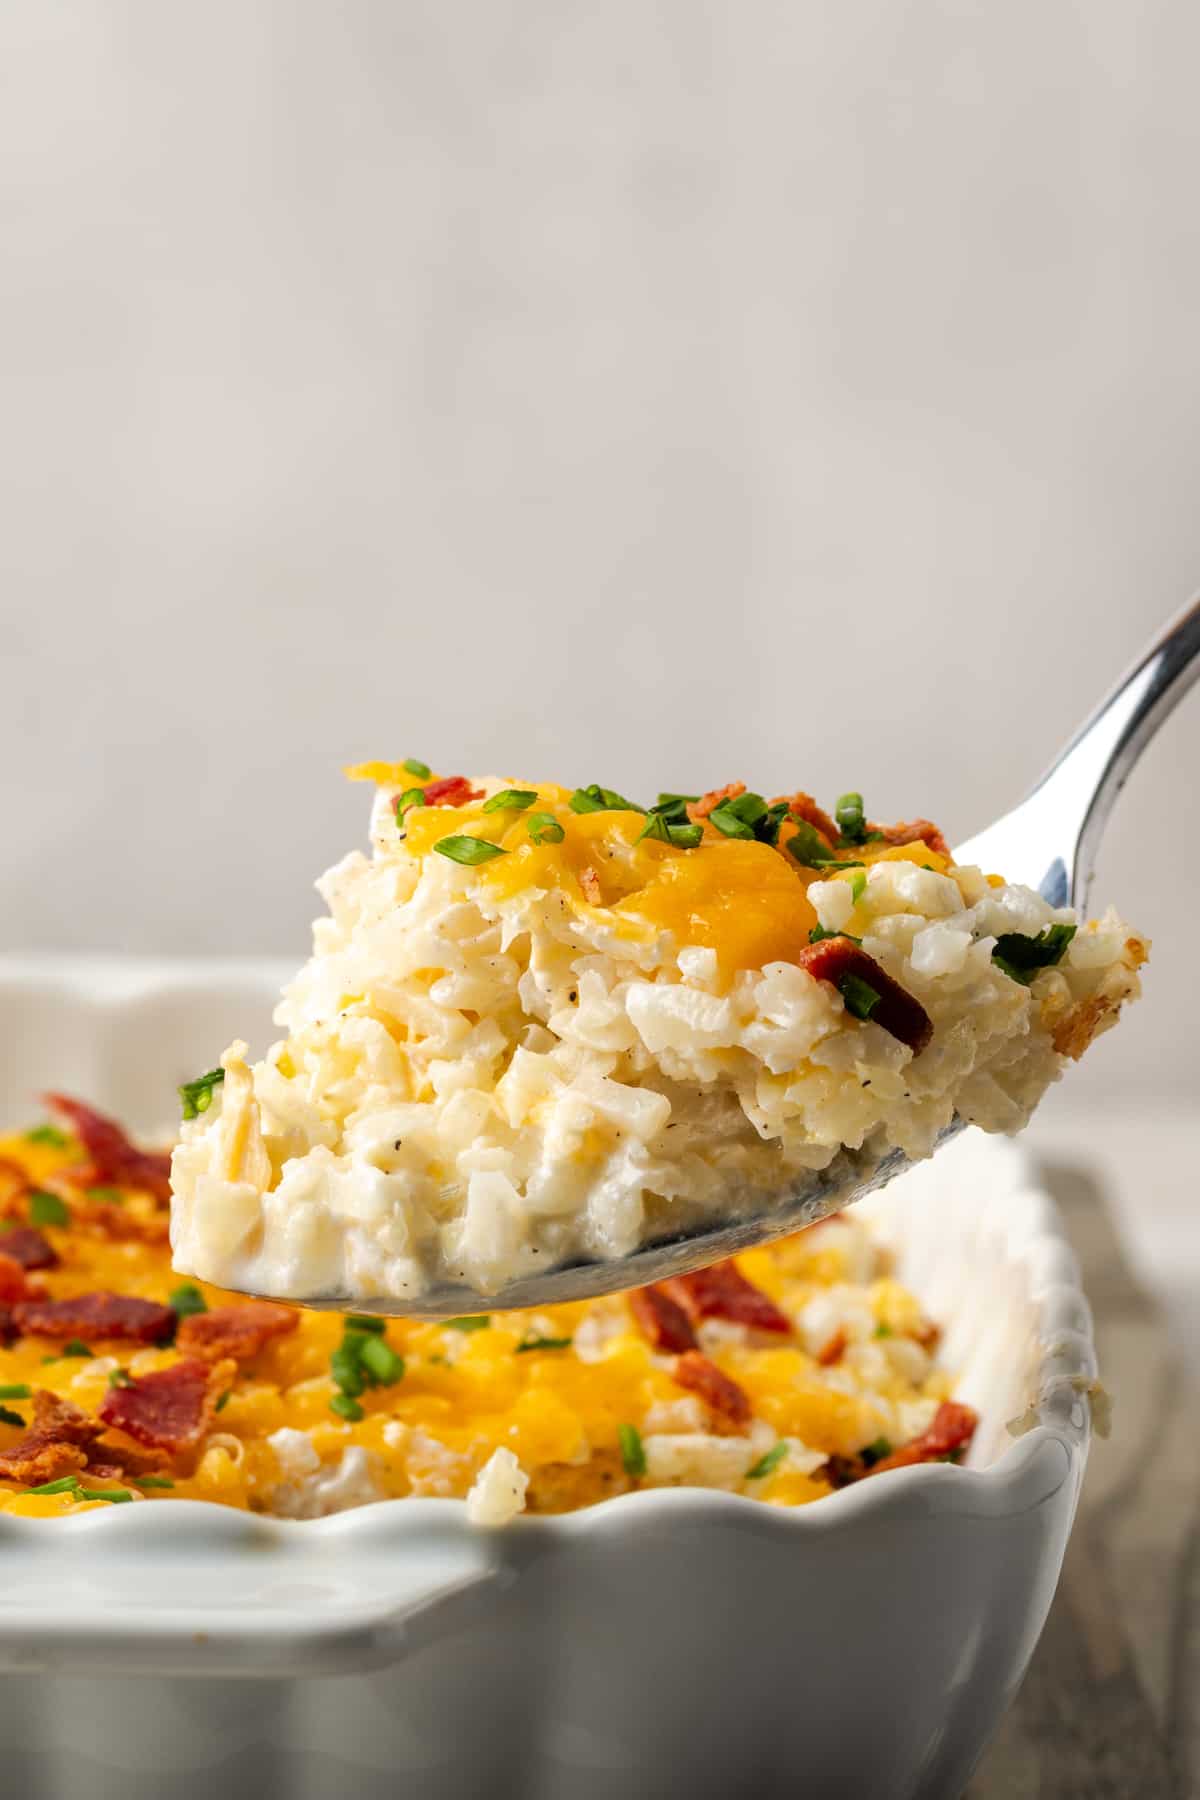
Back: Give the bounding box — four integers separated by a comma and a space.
2, 2, 1197, 1106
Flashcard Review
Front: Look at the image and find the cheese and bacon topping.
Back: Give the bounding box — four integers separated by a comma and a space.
168, 766, 1146, 1301
0, 1106, 974, 1520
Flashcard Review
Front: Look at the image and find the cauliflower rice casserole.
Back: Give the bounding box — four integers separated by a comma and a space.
0, 1103, 974, 1522
170, 767, 1146, 1302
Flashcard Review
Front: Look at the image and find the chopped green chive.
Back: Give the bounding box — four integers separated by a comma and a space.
873, 1322, 894, 1339
330, 1345, 366, 1397
482, 788, 538, 814
568, 785, 645, 815
809, 925, 862, 946
432, 834, 508, 866
515, 1334, 573, 1354
169, 1284, 207, 1319
402, 758, 432, 779
359, 1337, 405, 1385
87, 1186, 125, 1205
25, 1124, 68, 1148
847, 869, 867, 904
860, 1437, 893, 1468
839, 973, 882, 1021
618, 1422, 646, 1478
654, 792, 700, 810
786, 821, 862, 869
136, 1475, 176, 1489
107, 1368, 135, 1389
215, 1390, 232, 1412
708, 792, 767, 840
0, 1384, 32, 1400
526, 812, 566, 845
178, 1067, 225, 1122
444, 1316, 491, 1332
637, 812, 703, 849
0, 1406, 25, 1428
28, 1191, 69, 1228
746, 1441, 789, 1480
393, 785, 427, 830
991, 923, 1077, 986
329, 1392, 364, 1422
834, 792, 867, 843
344, 1314, 386, 1334
28, 1475, 82, 1496
80, 1487, 133, 1504
59, 1340, 94, 1359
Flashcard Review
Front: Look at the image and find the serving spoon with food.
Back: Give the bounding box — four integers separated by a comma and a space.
242, 597, 1198, 1319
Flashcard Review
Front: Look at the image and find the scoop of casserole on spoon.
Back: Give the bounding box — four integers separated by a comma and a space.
170, 600, 1197, 1318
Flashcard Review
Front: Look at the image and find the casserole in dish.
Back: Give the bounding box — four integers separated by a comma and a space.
0, 957, 1095, 1800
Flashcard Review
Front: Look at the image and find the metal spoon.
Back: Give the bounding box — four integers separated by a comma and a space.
267, 598, 1200, 1318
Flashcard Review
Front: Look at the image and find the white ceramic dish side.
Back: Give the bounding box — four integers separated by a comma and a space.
0, 956, 1096, 1800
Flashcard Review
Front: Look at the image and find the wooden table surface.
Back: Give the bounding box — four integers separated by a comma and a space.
968, 1155, 1200, 1798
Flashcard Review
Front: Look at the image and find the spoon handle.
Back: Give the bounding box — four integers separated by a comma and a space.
955, 596, 1200, 908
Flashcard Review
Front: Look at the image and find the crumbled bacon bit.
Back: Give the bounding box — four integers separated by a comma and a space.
86, 1430, 170, 1478
0, 1226, 58, 1272
74, 1200, 171, 1246
912, 1320, 941, 1351
0, 1389, 102, 1487
816, 1327, 848, 1367
177, 1300, 298, 1364
0, 1158, 30, 1214
672, 1351, 752, 1430
0, 1436, 88, 1486
12, 1290, 176, 1344
871, 818, 950, 859
42, 1095, 172, 1204
0, 1305, 14, 1347
629, 1285, 698, 1354
421, 775, 485, 806
795, 938, 933, 1055
664, 1260, 791, 1335
0, 1254, 32, 1305
772, 791, 839, 844
688, 781, 745, 823
866, 1400, 978, 1475
99, 1357, 235, 1452
578, 866, 603, 905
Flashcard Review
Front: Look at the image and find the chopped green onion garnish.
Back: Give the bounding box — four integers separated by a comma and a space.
393, 785, 427, 830
329, 1392, 364, 1421
59, 1339, 94, 1359
80, 1487, 133, 1504
169, 1284, 207, 1319
344, 1314, 386, 1334
432, 834, 508, 866
0, 1406, 25, 1428
87, 1186, 124, 1205
834, 792, 867, 844
178, 1067, 225, 1122
838, 973, 881, 1021
28, 1190, 69, 1228
745, 1441, 789, 1480
785, 821, 861, 869
515, 1334, 573, 1354
708, 792, 767, 840
359, 1337, 405, 1385
618, 1422, 646, 1478
873, 1322, 893, 1339
444, 1316, 491, 1332
847, 869, 867, 903
137, 1476, 176, 1489
637, 812, 703, 849
991, 923, 1077, 986
860, 1437, 893, 1468
527, 812, 565, 845
808, 925, 862, 946
568, 784, 645, 815
215, 1389, 232, 1412
655, 792, 700, 808
482, 788, 538, 814
330, 1345, 366, 1397
0, 1384, 32, 1400
403, 758, 432, 779
28, 1475, 82, 1496
107, 1368, 135, 1389
25, 1124, 68, 1148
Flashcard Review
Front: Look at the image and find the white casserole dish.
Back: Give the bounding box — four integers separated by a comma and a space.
0, 956, 1096, 1800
